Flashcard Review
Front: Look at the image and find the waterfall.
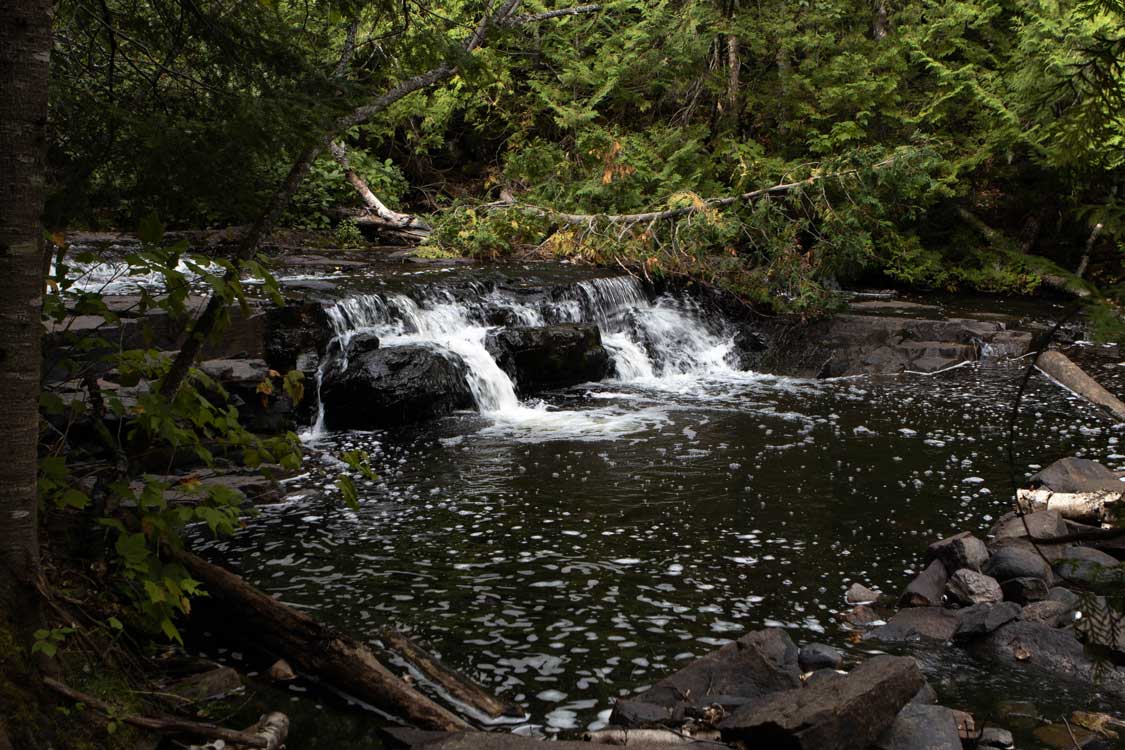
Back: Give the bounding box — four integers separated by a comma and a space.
305, 275, 742, 438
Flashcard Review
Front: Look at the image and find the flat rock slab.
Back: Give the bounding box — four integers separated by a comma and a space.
719, 655, 924, 749
873, 703, 962, 750
381, 729, 716, 750
1031, 458, 1124, 494
612, 628, 800, 722
866, 607, 959, 643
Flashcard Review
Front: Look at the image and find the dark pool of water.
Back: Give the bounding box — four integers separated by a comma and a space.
192, 343, 1125, 744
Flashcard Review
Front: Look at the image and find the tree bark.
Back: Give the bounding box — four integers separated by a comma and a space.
872, 0, 889, 40
329, 142, 431, 240
725, 34, 740, 125
175, 550, 472, 731
0, 0, 52, 650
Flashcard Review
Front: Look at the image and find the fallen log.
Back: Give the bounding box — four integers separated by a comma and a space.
192, 713, 289, 750
380, 628, 523, 720
44, 677, 282, 749
1017, 488, 1121, 524
1036, 350, 1125, 422
175, 550, 470, 731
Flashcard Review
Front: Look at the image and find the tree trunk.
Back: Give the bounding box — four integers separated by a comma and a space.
0, 0, 52, 647
175, 550, 472, 731
725, 34, 740, 127
872, 0, 889, 40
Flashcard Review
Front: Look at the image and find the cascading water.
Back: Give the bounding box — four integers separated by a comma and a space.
305, 275, 744, 440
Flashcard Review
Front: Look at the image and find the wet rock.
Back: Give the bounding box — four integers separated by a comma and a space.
805, 668, 844, 687
609, 699, 672, 728
953, 602, 1021, 640
1020, 599, 1073, 627
264, 301, 332, 372
343, 332, 381, 356
984, 543, 1053, 584
978, 726, 1015, 749
1030, 458, 1124, 494
799, 643, 844, 672
945, 569, 1003, 606
1048, 586, 1081, 608
725, 326, 768, 370
926, 532, 989, 574
321, 344, 473, 429
838, 604, 882, 627
846, 583, 882, 604
199, 358, 297, 433
899, 560, 948, 608
168, 666, 242, 702
972, 621, 1125, 700
718, 654, 925, 749
951, 709, 976, 741
485, 324, 610, 393
612, 628, 800, 723
866, 608, 959, 643
872, 703, 961, 750
997, 700, 1040, 730
990, 511, 1069, 545
1033, 722, 1100, 749
268, 659, 296, 682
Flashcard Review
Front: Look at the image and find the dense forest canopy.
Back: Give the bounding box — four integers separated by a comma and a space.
47, 0, 1125, 316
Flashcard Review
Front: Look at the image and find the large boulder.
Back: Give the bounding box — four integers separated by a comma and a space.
321, 345, 473, 429
984, 542, 1053, 584
485, 324, 609, 393
926, 532, 989, 574
1052, 546, 1123, 587
1029, 457, 1124, 494
872, 703, 963, 750
610, 628, 800, 726
718, 655, 925, 749
972, 621, 1125, 700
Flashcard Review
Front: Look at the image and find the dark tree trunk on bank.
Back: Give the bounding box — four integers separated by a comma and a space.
0, 0, 53, 746
0, 0, 51, 624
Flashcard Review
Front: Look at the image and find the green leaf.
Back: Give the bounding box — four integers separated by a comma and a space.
138, 213, 165, 246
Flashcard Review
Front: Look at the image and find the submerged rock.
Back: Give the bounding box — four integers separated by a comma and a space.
799, 643, 844, 672
718, 655, 925, 749
321, 344, 473, 428
485, 324, 610, 393
866, 608, 959, 643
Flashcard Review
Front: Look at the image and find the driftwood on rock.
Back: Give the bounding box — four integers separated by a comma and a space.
175, 550, 471, 731
1036, 349, 1125, 422
381, 628, 523, 720
1017, 488, 1121, 524
44, 677, 285, 749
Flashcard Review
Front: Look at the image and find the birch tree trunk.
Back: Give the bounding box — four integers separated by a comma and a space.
0, 1, 53, 746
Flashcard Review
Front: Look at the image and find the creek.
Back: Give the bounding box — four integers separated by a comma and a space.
186, 264, 1125, 745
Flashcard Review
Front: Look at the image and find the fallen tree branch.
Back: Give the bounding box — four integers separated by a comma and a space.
381, 628, 523, 720
174, 550, 472, 731
492, 158, 895, 226
329, 142, 430, 240
504, 4, 602, 25
44, 677, 281, 749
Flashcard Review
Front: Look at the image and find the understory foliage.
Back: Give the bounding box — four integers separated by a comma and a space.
49, 0, 1125, 322
40, 219, 304, 642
